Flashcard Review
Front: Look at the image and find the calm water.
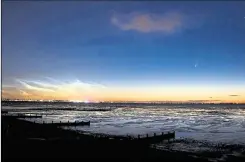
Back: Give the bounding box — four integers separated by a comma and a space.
3, 103, 245, 145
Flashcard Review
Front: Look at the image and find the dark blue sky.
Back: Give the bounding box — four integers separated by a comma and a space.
2, 1, 245, 101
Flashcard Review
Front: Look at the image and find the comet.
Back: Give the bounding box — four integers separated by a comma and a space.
194, 63, 198, 68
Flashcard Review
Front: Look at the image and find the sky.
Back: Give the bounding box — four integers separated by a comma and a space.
2, 1, 245, 103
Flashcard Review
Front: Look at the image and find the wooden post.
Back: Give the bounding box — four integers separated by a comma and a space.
60, 121, 61, 123
146, 134, 148, 138
68, 120, 69, 123
52, 121, 53, 124
138, 135, 140, 139
162, 132, 164, 136
154, 133, 156, 137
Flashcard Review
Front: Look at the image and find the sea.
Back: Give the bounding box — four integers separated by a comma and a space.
2, 102, 245, 160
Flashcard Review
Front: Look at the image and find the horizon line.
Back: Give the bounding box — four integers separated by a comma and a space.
2, 98, 245, 104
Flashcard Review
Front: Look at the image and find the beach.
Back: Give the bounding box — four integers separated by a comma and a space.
2, 102, 245, 161
2, 116, 201, 161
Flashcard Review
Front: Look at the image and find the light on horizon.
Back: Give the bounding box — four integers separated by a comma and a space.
70, 99, 90, 103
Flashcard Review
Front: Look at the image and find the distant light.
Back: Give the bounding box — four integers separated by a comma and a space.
70, 100, 90, 103
84, 100, 89, 103
70, 100, 82, 103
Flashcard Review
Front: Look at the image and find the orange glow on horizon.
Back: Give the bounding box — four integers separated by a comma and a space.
2, 80, 245, 103
2, 89, 245, 103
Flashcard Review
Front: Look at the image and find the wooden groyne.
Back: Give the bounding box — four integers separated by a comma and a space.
34, 120, 174, 143
40, 120, 90, 126
2, 114, 174, 144
87, 131, 175, 144
3, 116, 175, 146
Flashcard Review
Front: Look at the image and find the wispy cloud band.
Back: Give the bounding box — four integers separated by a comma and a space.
4, 78, 108, 101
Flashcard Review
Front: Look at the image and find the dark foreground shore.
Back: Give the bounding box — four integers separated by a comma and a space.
2, 116, 245, 162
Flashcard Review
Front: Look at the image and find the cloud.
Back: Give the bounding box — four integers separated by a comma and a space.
229, 95, 240, 97
25, 80, 59, 91
59, 80, 106, 92
16, 79, 55, 92
17, 79, 106, 92
111, 11, 193, 34
2, 78, 107, 101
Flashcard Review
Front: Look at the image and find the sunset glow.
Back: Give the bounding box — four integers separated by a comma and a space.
2, 2, 245, 103
2, 79, 245, 103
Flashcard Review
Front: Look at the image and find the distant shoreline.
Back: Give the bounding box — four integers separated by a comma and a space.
2, 100, 245, 105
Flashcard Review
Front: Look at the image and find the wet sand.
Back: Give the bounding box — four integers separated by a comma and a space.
2, 116, 245, 162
